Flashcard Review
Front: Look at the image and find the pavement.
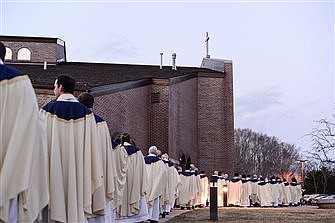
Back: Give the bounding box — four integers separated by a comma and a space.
158, 208, 192, 223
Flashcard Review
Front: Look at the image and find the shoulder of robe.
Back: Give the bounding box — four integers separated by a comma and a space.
42, 101, 92, 121
0, 64, 24, 81
144, 156, 161, 164
94, 114, 105, 124
124, 145, 139, 155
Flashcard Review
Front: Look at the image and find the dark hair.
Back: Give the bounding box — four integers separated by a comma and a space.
121, 133, 131, 145
56, 75, 75, 93
0, 42, 6, 62
78, 92, 94, 108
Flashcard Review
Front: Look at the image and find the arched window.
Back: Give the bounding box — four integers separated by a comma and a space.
5, 47, 12, 61
17, 48, 31, 61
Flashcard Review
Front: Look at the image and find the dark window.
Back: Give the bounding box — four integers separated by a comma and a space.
151, 92, 160, 103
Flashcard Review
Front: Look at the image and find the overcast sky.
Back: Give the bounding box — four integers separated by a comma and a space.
1, 0, 334, 158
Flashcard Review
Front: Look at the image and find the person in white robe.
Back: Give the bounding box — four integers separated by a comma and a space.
40, 75, 105, 222
178, 169, 196, 209
281, 178, 291, 206
109, 134, 128, 222
257, 178, 272, 207
289, 177, 302, 206
249, 175, 260, 207
189, 165, 201, 208
199, 172, 209, 207
227, 173, 242, 206
0, 42, 49, 222
216, 172, 224, 207
174, 167, 183, 208
269, 176, 280, 207
161, 153, 179, 215
115, 133, 149, 223
240, 175, 252, 207
275, 177, 284, 206
78, 92, 117, 222
144, 146, 167, 223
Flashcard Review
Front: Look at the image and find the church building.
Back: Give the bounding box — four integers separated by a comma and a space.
0, 35, 235, 176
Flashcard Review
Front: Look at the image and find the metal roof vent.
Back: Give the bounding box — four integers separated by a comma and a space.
172, 53, 177, 70
160, 52, 163, 70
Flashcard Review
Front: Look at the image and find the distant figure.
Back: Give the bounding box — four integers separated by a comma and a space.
144, 146, 167, 223
0, 41, 48, 222
290, 177, 302, 206
228, 173, 242, 206
161, 153, 180, 214
78, 92, 116, 222
40, 75, 105, 222
115, 133, 149, 222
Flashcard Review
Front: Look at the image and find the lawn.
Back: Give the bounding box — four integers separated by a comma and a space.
166, 206, 335, 223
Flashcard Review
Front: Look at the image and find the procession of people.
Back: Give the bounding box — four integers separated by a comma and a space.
0, 41, 303, 223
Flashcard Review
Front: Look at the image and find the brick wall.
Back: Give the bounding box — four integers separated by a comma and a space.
3, 41, 58, 64
36, 93, 55, 108
169, 78, 198, 166
94, 85, 151, 154
197, 66, 234, 176
149, 84, 170, 155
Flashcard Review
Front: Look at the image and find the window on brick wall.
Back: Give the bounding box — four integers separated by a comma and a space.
5, 47, 12, 61
151, 92, 160, 103
17, 48, 31, 61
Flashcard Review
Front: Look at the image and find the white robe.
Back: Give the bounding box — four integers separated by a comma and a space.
162, 160, 179, 212
115, 142, 149, 222
178, 172, 194, 206
249, 179, 259, 205
257, 182, 272, 207
87, 115, 117, 222
269, 181, 280, 206
289, 183, 302, 205
110, 144, 128, 212
281, 182, 291, 205
0, 68, 49, 222
145, 155, 167, 220
217, 178, 224, 207
40, 94, 104, 222
227, 179, 242, 206
240, 180, 252, 207
199, 176, 209, 206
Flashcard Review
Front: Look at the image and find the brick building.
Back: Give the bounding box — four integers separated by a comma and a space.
0, 35, 235, 176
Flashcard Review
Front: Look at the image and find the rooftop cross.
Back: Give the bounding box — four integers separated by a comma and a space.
205, 32, 210, 58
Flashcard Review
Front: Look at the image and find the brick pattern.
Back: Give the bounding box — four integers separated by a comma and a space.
149, 85, 170, 155
197, 69, 234, 176
94, 85, 151, 154
169, 78, 198, 166
36, 94, 55, 108
3, 41, 58, 64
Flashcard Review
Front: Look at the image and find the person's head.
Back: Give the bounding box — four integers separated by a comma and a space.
54, 75, 75, 97
78, 92, 94, 109
148, 146, 158, 155
0, 42, 6, 62
161, 153, 169, 160
121, 132, 131, 145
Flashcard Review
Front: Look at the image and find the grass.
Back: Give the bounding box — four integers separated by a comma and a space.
166, 206, 335, 223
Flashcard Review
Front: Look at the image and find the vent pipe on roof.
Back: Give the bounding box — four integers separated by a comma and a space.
160, 52, 163, 70
172, 53, 177, 70
43, 61, 47, 70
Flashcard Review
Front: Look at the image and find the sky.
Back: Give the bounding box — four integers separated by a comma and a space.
1, 0, 334, 158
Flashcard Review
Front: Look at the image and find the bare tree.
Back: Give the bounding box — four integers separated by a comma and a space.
309, 115, 335, 164
234, 128, 300, 177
